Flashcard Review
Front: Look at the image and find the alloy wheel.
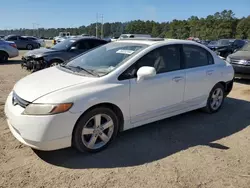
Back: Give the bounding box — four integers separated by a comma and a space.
210, 88, 223, 110
81, 114, 114, 150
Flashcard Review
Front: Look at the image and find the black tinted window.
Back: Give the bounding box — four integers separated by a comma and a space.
19, 37, 28, 41
74, 40, 91, 50
7, 36, 17, 40
88, 39, 107, 48
237, 40, 245, 47
183, 45, 212, 68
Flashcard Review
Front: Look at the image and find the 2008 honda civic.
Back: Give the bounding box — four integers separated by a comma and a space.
4, 38, 234, 153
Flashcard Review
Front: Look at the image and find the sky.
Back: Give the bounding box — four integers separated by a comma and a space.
1, 0, 250, 29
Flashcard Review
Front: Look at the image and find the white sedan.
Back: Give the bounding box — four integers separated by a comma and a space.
4, 38, 234, 153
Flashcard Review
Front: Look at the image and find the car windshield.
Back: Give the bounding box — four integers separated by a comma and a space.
240, 43, 250, 51
51, 38, 76, 50
217, 39, 231, 46
64, 42, 148, 76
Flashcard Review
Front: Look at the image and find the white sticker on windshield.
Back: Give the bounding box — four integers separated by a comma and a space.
116, 49, 134, 55
70, 40, 76, 42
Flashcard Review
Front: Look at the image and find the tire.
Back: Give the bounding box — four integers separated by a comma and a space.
50, 60, 63, 67
26, 44, 33, 50
0, 51, 9, 63
72, 107, 119, 153
203, 83, 225, 113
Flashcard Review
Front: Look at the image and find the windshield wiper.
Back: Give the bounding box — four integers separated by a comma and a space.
67, 65, 99, 77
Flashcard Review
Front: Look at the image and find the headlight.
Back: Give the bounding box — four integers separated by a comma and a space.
23, 103, 73, 115
33, 54, 44, 58
226, 56, 231, 63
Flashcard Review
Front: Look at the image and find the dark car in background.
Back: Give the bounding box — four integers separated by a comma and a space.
4, 35, 40, 50
21, 36, 109, 72
208, 39, 246, 58
200, 40, 211, 46
226, 42, 250, 79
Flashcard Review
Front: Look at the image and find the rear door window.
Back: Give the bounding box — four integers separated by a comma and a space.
182, 44, 214, 69
7, 36, 18, 41
74, 40, 91, 50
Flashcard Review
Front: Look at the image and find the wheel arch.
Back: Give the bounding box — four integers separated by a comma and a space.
0, 50, 9, 57
213, 80, 233, 95
72, 102, 125, 138
49, 58, 64, 65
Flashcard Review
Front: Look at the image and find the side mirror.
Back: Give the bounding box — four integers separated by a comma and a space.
70, 46, 77, 51
137, 66, 156, 83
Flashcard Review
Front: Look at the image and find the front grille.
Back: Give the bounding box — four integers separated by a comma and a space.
230, 58, 250, 66
12, 92, 30, 108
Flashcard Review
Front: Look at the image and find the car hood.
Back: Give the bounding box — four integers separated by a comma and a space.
229, 51, 250, 60
24, 47, 59, 57
13, 67, 97, 102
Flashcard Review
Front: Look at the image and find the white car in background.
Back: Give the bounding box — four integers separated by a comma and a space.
5, 38, 234, 153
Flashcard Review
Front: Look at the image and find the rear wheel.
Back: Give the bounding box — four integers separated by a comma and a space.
0, 51, 8, 63
203, 83, 225, 113
26, 44, 33, 50
72, 107, 119, 153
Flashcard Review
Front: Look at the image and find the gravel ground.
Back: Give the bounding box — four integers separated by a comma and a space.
0, 51, 250, 188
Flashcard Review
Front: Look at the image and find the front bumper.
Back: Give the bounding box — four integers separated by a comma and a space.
231, 63, 250, 79
4, 92, 80, 151
21, 56, 49, 72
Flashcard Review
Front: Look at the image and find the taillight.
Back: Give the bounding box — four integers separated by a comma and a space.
9, 43, 17, 48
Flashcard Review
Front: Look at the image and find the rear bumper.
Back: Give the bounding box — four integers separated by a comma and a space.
8, 49, 19, 58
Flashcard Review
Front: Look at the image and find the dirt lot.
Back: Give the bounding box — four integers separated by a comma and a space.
0, 51, 250, 188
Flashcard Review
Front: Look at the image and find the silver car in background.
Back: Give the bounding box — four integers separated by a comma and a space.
23, 36, 46, 47
4, 35, 40, 50
0, 40, 19, 62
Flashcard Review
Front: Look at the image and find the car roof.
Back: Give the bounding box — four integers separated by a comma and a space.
67, 36, 107, 41
116, 38, 204, 46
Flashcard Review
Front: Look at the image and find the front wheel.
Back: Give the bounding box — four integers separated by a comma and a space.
203, 83, 225, 113
50, 60, 63, 67
72, 107, 119, 153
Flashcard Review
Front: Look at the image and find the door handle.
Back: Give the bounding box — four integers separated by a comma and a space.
206, 70, 214, 75
172, 76, 184, 82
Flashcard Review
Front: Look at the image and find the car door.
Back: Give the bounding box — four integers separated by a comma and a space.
18, 36, 29, 49
182, 44, 219, 106
123, 44, 186, 124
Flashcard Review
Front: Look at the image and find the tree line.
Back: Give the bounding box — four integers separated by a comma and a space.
0, 10, 249, 40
